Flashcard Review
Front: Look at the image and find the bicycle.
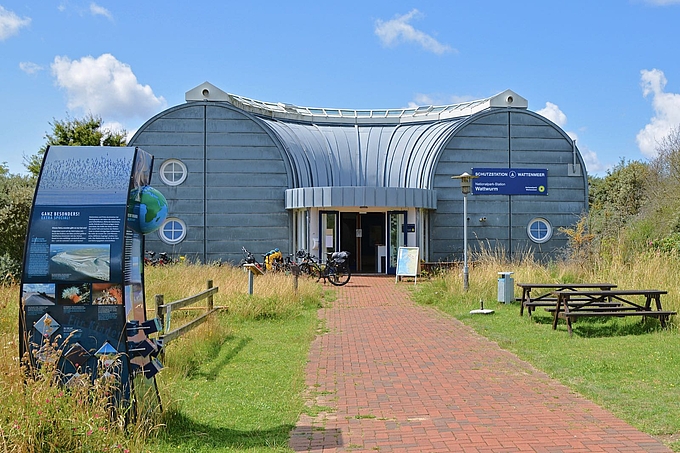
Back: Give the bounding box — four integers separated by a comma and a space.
293, 250, 319, 276
304, 251, 351, 286
239, 246, 285, 273
144, 250, 178, 266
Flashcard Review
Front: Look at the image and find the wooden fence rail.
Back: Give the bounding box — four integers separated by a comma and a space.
155, 280, 220, 344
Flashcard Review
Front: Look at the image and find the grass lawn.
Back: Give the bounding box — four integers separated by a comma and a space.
147, 311, 318, 453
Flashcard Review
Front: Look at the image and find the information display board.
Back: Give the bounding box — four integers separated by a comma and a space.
19, 146, 163, 407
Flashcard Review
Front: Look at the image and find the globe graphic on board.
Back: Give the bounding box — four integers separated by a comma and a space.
127, 186, 169, 234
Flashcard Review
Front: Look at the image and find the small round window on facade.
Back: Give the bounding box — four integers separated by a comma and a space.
527, 218, 552, 244
159, 218, 186, 245
159, 159, 187, 186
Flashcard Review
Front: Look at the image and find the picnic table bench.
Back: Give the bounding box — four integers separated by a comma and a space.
551, 289, 676, 336
517, 282, 617, 316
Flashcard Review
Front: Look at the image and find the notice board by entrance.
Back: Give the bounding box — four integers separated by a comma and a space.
396, 247, 419, 283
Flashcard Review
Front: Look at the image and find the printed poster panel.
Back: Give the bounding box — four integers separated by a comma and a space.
24, 206, 124, 284
33, 146, 133, 206
396, 247, 420, 281
471, 168, 548, 195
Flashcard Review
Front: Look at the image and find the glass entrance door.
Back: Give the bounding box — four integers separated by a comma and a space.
387, 211, 406, 274
319, 211, 338, 262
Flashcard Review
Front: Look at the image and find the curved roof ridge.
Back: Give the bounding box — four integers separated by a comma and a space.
185, 82, 527, 125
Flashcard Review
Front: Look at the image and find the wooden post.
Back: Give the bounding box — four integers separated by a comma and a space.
207, 280, 214, 311
155, 294, 165, 332
291, 264, 300, 293
248, 270, 254, 295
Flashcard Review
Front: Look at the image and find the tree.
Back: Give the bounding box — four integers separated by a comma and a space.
0, 171, 35, 283
643, 126, 680, 235
588, 158, 650, 237
25, 114, 127, 176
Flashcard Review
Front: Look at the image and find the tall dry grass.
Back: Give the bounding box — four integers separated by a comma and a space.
0, 263, 322, 452
0, 285, 151, 452
145, 263, 324, 388
440, 242, 680, 314
143, 262, 324, 320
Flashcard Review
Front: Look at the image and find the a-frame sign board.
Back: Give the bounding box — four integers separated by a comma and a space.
19, 146, 164, 410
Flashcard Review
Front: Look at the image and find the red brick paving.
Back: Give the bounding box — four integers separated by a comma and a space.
289, 275, 671, 452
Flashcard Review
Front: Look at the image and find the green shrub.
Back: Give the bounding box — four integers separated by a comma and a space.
0, 253, 21, 286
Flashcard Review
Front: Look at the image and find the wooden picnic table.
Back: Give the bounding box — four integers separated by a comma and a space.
517, 282, 617, 316
551, 289, 676, 336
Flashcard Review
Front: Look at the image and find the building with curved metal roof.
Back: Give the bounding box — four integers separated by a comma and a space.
129, 82, 588, 272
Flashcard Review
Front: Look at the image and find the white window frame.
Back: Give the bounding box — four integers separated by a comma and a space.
159, 218, 187, 244
159, 159, 187, 186
527, 217, 552, 244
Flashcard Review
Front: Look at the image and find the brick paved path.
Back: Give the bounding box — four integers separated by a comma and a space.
289, 275, 671, 452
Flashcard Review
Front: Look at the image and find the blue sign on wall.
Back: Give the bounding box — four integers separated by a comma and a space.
471, 168, 548, 195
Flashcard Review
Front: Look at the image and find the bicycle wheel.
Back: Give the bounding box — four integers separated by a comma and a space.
299, 262, 312, 276
327, 264, 351, 286
308, 263, 323, 281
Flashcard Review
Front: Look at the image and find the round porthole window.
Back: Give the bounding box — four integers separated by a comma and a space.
527, 218, 552, 244
159, 159, 187, 186
159, 218, 186, 245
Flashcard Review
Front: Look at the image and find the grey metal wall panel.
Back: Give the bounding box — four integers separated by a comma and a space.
206, 146, 283, 161
206, 225, 289, 240
206, 120, 266, 133
143, 118, 204, 133
511, 138, 572, 152
510, 112, 554, 127
135, 132, 205, 146
158, 105, 206, 120
208, 213, 289, 227
205, 159, 286, 174
206, 107, 255, 120
204, 186, 286, 200
430, 110, 587, 263
140, 148, 204, 164
206, 199, 285, 212
511, 125, 565, 140
163, 197, 205, 213
206, 133, 279, 147
128, 102, 293, 263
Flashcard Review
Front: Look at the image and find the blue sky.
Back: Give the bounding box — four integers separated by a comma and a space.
2, 1, 680, 177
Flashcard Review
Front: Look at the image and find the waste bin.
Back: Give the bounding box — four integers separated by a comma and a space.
497, 272, 514, 303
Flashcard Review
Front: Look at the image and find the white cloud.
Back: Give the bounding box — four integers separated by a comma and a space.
408, 93, 476, 107
51, 53, 166, 120
579, 144, 607, 174
101, 120, 126, 134
536, 102, 567, 128
101, 121, 138, 144
90, 2, 112, 20
636, 69, 680, 157
642, 0, 680, 5
19, 61, 44, 75
0, 6, 31, 41
375, 9, 454, 55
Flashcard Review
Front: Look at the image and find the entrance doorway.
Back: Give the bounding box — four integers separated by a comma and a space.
339, 212, 385, 273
